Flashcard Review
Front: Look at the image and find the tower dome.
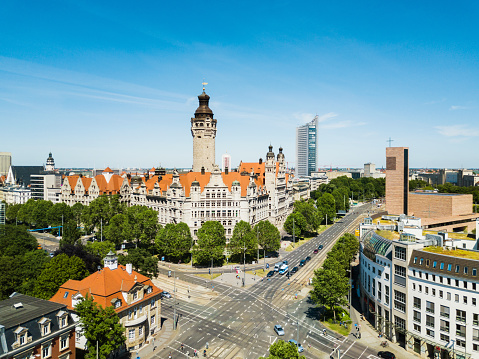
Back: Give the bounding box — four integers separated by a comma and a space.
45, 152, 55, 172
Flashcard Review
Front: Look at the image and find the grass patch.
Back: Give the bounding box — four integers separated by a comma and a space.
247, 269, 266, 276
195, 273, 222, 280
321, 306, 351, 336
423, 230, 472, 240
375, 230, 400, 240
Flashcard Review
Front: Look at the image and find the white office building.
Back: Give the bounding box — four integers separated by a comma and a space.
296, 116, 318, 177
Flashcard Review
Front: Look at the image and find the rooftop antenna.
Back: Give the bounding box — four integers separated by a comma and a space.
387, 137, 394, 147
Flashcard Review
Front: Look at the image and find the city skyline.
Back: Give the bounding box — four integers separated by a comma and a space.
1, 1, 479, 169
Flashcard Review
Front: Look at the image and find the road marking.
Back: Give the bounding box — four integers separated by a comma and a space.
358, 347, 369, 358
342, 339, 356, 355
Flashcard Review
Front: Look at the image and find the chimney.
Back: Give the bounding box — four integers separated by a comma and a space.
126, 263, 133, 275
259, 158, 263, 164
225, 167, 229, 175
201, 166, 205, 175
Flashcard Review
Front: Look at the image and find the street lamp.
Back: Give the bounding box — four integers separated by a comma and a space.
173, 269, 177, 330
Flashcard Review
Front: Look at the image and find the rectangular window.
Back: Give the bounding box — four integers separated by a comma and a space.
413, 310, 421, 323
440, 262, 444, 270
456, 265, 460, 273
447, 292, 451, 301
440, 334, 449, 342
414, 323, 421, 332
439, 290, 443, 298
464, 267, 468, 274
464, 296, 468, 305
457, 339, 466, 348
474, 329, 479, 341
440, 305, 450, 318
447, 264, 452, 271
432, 288, 436, 296
440, 320, 449, 332
394, 246, 406, 260
42, 345, 50, 359
426, 315, 435, 328
60, 337, 68, 350
414, 297, 421, 309
151, 315, 155, 325
139, 327, 143, 337
414, 256, 417, 264
426, 301, 435, 314
455, 294, 459, 302
426, 328, 434, 337
394, 316, 406, 330
456, 324, 466, 338
473, 268, 477, 276
433, 261, 437, 268
394, 290, 406, 312
474, 313, 479, 326
129, 329, 135, 341
456, 309, 466, 322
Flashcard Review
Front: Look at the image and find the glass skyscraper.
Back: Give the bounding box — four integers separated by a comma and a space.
296, 116, 318, 177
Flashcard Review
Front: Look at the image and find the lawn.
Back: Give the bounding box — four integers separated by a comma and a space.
423, 246, 479, 260
321, 306, 352, 336
195, 273, 222, 280
247, 269, 266, 276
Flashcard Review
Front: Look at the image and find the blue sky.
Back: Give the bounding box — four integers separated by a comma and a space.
1, 1, 478, 169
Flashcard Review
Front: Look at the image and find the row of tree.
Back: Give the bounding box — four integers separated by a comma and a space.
310, 233, 359, 322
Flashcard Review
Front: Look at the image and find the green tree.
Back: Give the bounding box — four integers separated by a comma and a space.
317, 192, 336, 224
71, 202, 84, 227
31, 200, 53, 229
85, 241, 116, 260
283, 212, 307, 238
0, 256, 22, 300
5, 203, 22, 223
19, 250, 51, 296
155, 222, 191, 261
118, 247, 158, 277
229, 221, 256, 259
60, 219, 81, 247
16, 199, 35, 225
34, 253, 89, 299
193, 221, 226, 265
254, 220, 281, 257
104, 213, 131, 245
0, 224, 38, 256
75, 293, 125, 359
332, 187, 349, 212
293, 201, 322, 233
310, 264, 349, 322
126, 206, 159, 248
259, 340, 306, 359
46, 203, 73, 231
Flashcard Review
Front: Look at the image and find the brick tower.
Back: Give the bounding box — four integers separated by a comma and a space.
191, 87, 217, 172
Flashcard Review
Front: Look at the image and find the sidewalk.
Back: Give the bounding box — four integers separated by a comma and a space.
132, 318, 176, 359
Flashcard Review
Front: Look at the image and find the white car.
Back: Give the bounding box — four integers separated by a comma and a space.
274, 325, 285, 336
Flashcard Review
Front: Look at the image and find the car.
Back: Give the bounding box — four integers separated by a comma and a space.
291, 266, 299, 274
305, 256, 311, 261
283, 260, 288, 265
378, 351, 395, 359
267, 270, 275, 277
313, 249, 319, 254
318, 244, 324, 250
274, 325, 285, 336
299, 259, 306, 267
161, 291, 171, 299
288, 339, 304, 353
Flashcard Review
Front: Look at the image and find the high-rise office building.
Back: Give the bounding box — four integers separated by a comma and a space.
295, 116, 318, 177
385, 146, 409, 215
0, 152, 12, 177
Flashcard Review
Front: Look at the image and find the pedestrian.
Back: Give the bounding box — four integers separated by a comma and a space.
168, 352, 172, 359
194, 349, 197, 357
181, 343, 184, 351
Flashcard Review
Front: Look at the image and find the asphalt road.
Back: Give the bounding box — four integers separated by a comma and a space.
154, 204, 385, 359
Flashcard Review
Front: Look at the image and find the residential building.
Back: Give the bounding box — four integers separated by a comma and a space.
0, 293, 76, 359
296, 116, 318, 177
359, 215, 479, 358
0, 153, 11, 177
50, 251, 162, 353
1, 186, 31, 205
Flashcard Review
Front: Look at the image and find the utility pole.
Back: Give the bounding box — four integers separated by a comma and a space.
349, 262, 352, 317
60, 214, 63, 238
96, 340, 99, 359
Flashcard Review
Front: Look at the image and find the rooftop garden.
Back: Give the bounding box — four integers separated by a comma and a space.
423, 246, 479, 260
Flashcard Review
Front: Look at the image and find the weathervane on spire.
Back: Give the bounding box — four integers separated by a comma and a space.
202, 79, 208, 92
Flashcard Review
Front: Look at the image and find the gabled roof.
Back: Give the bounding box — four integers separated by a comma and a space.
103, 167, 113, 173
50, 265, 162, 313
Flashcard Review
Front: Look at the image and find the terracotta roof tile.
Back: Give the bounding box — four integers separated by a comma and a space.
103, 167, 113, 173
50, 265, 162, 313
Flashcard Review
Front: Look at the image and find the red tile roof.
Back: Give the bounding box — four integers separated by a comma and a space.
50, 265, 162, 313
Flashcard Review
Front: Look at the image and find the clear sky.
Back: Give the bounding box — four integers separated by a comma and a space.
1, 1, 478, 169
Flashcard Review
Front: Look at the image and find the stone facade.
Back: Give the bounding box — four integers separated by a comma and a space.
385, 147, 409, 215
191, 90, 216, 173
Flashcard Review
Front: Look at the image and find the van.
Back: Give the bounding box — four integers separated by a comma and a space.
274, 261, 283, 272
278, 264, 289, 275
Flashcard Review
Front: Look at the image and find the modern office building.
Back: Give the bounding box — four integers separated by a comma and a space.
385, 147, 409, 215
295, 116, 318, 177
0, 152, 11, 177
359, 215, 479, 359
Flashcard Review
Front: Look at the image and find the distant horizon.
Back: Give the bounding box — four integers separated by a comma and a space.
2, 1, 478, 168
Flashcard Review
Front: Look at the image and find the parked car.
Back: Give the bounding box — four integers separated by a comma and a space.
288, 339, 304, 353
274, 325, 285, 336
299, 259, 306, 267
267, 271, 275, 278
318, 244, 324, 250
161, 291, 171, 299
378, 351, 395, 359
291, 266, 299, 274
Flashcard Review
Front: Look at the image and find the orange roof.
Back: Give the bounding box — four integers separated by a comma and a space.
149, 167, 156, 172
66, 175, 79, 190
50, 264, 162, 313
95, 174, 123, 194
139, 170, 265, 197
103, 167, 113, 173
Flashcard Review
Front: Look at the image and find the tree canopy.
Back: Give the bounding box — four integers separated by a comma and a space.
155, 222, 191, 261
193, 221, 226, 265
118, 247, 158, 277
229, 221, 256, 260
283, 212, 307, 238
259, 340, 306, 359
75, 293, 125, 359
254, 220, 281, 253
34, 253, 89, 299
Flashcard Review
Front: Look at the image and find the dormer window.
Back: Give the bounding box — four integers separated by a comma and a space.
38, 317, 51, 336
115, 300, 121, 309
13, 327, 28, 348
146, 286, 153, 294
133, 291, 138, 301
57, 310, 68, 328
